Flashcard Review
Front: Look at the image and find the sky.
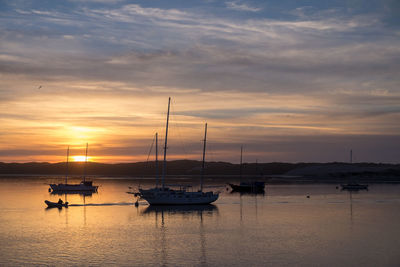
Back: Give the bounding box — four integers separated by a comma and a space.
0, 0, 399, 163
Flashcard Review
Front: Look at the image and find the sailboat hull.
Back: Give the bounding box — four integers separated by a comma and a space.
50, 182, 98, 192
134, 100, 219, 206
145, 196, 219, 205
229, 182, 265, 193
139, 188, 219, 205
341, 184, 368, 190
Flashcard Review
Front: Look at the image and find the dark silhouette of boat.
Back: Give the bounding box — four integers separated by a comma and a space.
341, 183, 368, 191
229, 146, 265, 193
340, 150, 368, 191
137, 98, 219, 205
229, 181, 265, 193
49, 144, 98, 193
44, 199, 68, 208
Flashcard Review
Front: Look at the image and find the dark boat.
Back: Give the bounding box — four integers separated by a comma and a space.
229, 146, 265, 193
44, 200, 69, 208
136, 99, 219, 205
229, 181, 265, 193
340, 150, 368, 191
49, 144, 98, 193
50, 181, 98, 192
341, 183, 368, 190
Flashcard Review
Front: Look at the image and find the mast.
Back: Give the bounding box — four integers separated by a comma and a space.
83, 142, 88, 182
200, 123, 207, 192
350, 149, 353, 164
156, 132, 159, 188
162, 97, 171, 189
65, 146, 69, 184
239, 145, 243, 181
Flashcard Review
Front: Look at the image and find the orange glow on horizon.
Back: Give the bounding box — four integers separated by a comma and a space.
71, 156, 91, 162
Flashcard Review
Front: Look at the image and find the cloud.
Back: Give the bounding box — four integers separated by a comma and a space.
225, 1, 262, 12
0, 1, 399, 163
68, 0, 125, 3
87, 4, 191, 23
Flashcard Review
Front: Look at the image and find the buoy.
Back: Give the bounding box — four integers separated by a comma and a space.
134, 200, 139, 207
48, 188, 51, 192
306, 195, 310, 198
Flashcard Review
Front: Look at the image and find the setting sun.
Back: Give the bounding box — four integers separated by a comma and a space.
72, 156, 89, 162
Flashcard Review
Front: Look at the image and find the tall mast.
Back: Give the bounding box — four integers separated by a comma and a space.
200, 123, 207, 192
83, 142, 88, 182
155, 132, 159, 188
239, 145, 243, 181
65, 146, 69, 184
162, 97, 171, 189
350, 149, 353, 164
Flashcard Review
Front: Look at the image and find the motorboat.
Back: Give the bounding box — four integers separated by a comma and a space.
44, 200, 69, 208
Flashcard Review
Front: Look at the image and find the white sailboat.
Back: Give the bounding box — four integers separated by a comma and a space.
138, 97, 219, 205
49, 143, 98, 192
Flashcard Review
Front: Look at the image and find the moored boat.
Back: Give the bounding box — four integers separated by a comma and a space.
137, 98, 219, 205
49, 144, 98, 193
229, 181, 265, 193
50, 181, 98, 192
229, 146, 265, 193
341, 183, 368, 190
139, 187, 219, 205
340, 150, 368, 191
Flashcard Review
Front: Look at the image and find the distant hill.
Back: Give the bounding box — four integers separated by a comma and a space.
0, 161, 399, 182
0, 160, 296, 176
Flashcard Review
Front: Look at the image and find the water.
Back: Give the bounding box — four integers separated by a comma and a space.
0, 177, 399, 266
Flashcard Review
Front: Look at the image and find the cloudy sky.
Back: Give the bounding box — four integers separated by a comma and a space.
0, 0, 399, 163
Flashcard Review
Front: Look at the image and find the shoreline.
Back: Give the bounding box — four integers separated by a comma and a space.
1, 174, 399, 184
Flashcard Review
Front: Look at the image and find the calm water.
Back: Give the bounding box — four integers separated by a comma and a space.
0, 177, 399, 266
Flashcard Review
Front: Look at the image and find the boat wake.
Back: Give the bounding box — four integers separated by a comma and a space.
68, 202, 139, 207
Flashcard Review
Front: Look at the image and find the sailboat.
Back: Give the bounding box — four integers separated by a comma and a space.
138, 97, 219, 205
229, 146, 265, 193
49, 143, 98, 192
340, 149, 368, 191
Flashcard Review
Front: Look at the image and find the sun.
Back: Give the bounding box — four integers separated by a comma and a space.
72, 156, 88, 162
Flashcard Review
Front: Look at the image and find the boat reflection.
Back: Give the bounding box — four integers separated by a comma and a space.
50, 190, 96, 196
229, 190, 265, 196
141, 204, 218, 216
140, 204, 217, 266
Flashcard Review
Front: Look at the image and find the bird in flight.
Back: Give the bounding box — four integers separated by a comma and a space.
38, 85, 42, 89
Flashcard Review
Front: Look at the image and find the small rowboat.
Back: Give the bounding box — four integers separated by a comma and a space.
45, 200, 69, 208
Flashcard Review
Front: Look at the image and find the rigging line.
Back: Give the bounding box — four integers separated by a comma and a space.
146, 134, 156, 164
206, 139, 217, 162
169, 100, 189, 159
143, 134, 156, 176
